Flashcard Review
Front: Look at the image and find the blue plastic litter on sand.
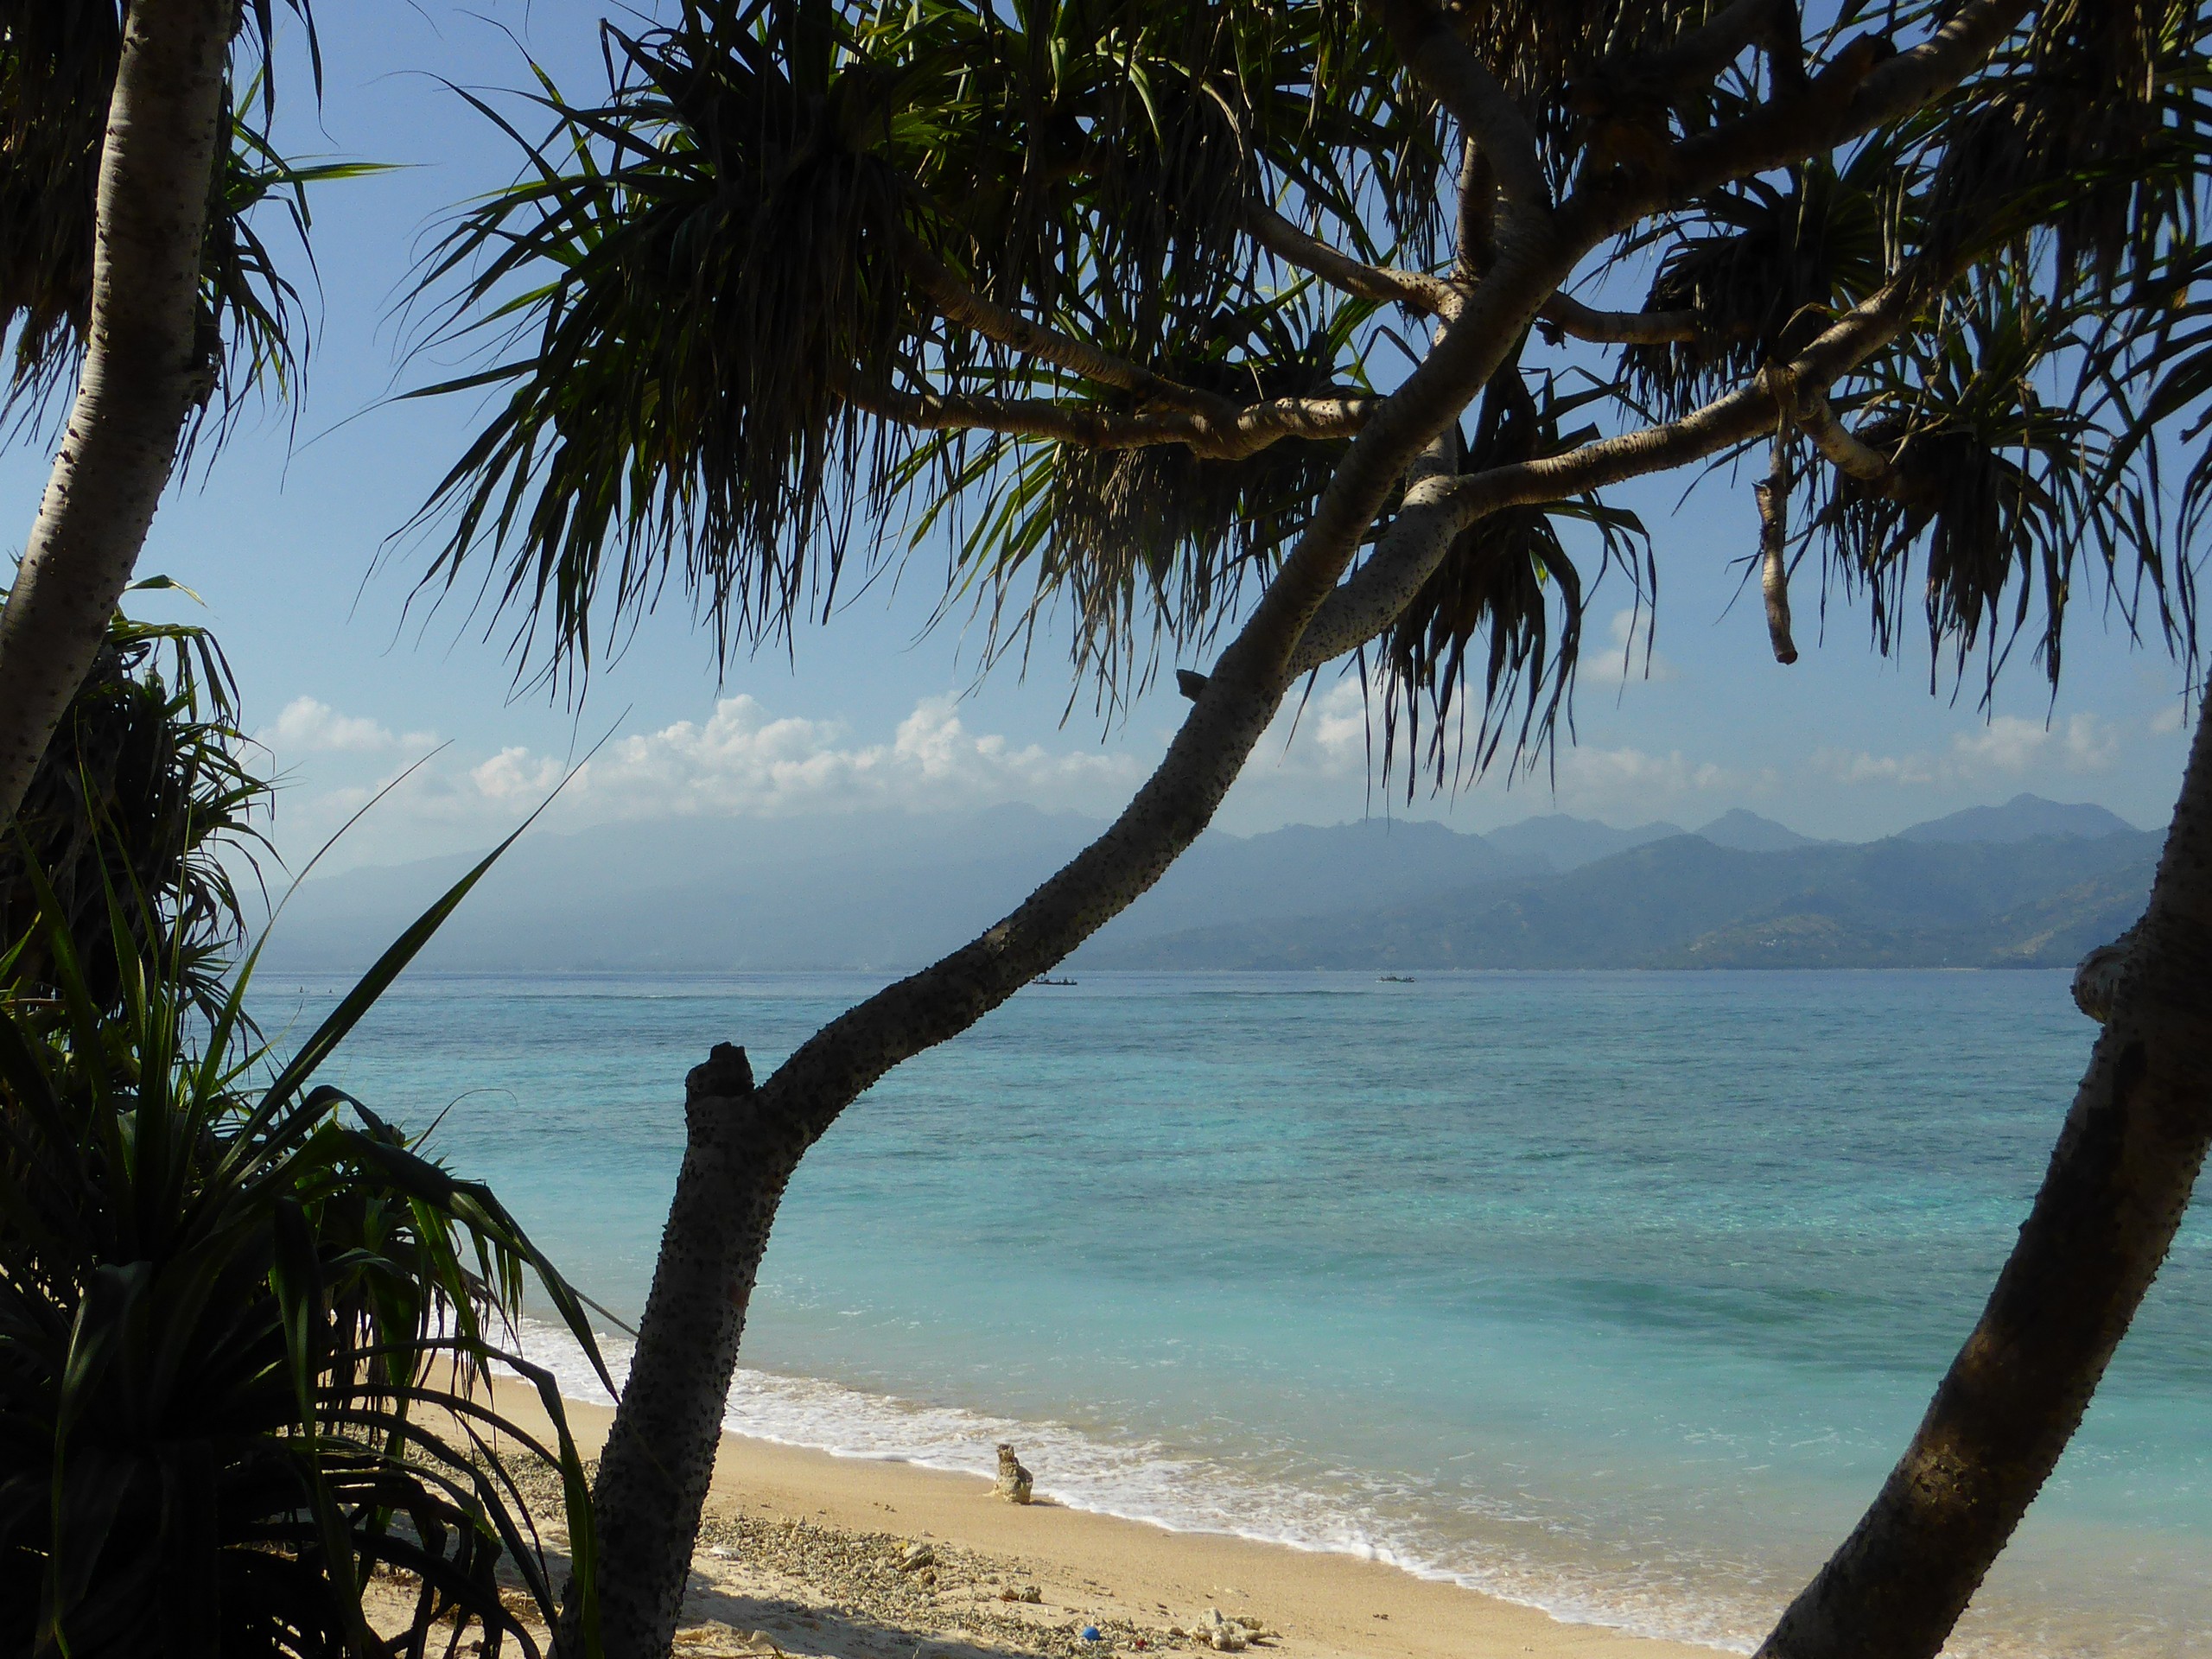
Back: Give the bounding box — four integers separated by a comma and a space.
1080, 1630, 1102, 1643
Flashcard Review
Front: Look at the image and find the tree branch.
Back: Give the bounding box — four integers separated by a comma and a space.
0, 0, 238, 829
1287, 276, 1924, 673
1794, 386, 1897, 485
1455, 137, 1496, 282
1757, 423, 1799, 664
899, 235, 1225, 416
1589, 0, 1775, 93
1845, 0, 2034, 132
1664, 0, 2031, 210
1537, 293, 1704, 344
1373, 0, 1551, 213
842, 377, 1374, 460
1240, 200, 1462, 316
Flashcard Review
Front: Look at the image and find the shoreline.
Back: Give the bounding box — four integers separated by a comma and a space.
478, 1382, 1721, 1659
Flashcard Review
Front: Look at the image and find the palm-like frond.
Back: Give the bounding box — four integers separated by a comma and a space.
1623, 146, 1903, 419
916, 284, 1371, 701
406, 0, 1433, 686
0, 1, 334, 435
0, 834, 606, 1658
0, 582, 269, 1026
1811, 278, 2148, 696
1380, 359, 1649, 789
407, 5, 925, 680
1919, 0, 2209, 295
0, 2, 118, 407
404, 0, 2212, 783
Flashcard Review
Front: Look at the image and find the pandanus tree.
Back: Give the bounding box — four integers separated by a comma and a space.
0, 587, 270, 1025
0, 0, 361, 829
411, 2, 2212, 1656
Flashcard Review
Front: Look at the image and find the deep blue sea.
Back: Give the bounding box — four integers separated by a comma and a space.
264, 970, 2210, 1656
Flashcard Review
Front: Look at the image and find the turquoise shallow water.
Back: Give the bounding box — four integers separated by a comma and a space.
267, 969, 2210, 1656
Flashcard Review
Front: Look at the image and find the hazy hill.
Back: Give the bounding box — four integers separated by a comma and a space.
1084, 830, 2160, 970
1482, 813, 1682, 870
1694, 809, 1827, 852
261, 806, 1100, 973
1898, 792, 2139, 843
260, 792, 2149, 973
260, 806, 1540, 973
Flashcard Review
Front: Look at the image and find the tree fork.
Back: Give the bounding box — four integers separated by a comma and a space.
1759, 696, 2212, 1659
0, 0, 238, 829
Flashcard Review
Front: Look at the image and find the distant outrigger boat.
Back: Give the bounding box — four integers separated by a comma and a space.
1033, 976, 1078, 987
1377, 974, 1416, 983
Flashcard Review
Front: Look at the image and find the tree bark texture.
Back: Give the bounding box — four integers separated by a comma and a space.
0, 0, 234, 829
559, 1045, 812, 1658
1759, 698, 2212, 1659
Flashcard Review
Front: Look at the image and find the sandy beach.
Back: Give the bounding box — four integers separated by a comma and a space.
391, 1382, 1718, 1659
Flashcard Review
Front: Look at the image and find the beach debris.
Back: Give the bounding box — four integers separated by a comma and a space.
1195, 1608, 1260, 1651
999, 1582, 1045, 1604
897, 1541, 938, 1573
1080, 1627, 1103, 1643
995, 1442, 1035, 1503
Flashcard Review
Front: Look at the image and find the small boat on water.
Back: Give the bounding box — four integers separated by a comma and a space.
1377, 974, 1416, 983
1033, 976, 1078, 987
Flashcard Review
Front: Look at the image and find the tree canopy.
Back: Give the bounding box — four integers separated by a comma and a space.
417, 0, 2209, 780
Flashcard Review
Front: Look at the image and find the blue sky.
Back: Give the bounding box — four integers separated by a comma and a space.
4, 1, 2197, 874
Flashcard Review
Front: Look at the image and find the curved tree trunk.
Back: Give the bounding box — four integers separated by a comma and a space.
1758, 697, 2212, 1659
557, 209, 1582, 1659
569, 639, 1308, 1659
556, 1044, 813, 1657
0, 0, 235, 829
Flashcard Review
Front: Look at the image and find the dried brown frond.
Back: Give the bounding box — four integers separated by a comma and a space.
1437, 0, 1726, 92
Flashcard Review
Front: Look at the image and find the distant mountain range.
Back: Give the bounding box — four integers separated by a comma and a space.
258, 792, 2153, 974
1089, 825, 2156, 970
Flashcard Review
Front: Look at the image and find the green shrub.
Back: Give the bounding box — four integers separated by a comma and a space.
0, 823, 607, 1656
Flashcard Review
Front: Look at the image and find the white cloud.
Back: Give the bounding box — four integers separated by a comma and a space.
264, 696, 435, 756
2059, 712, 2120, 771
1813, 747, 1937, 786
1816, 711, 2121, 791
556, 693, 1143, 819
1276, 679, 1374, 777
1232, 680, 1749, 823
1606, 607, 1680, 683
1952, 712, 2117, 775
1554, 743, 1739, 810
2149, 700, 2188, 735
272, 692, 1151, 866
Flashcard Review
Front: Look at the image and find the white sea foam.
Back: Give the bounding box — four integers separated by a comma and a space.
514, 1318, 1777, 1653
